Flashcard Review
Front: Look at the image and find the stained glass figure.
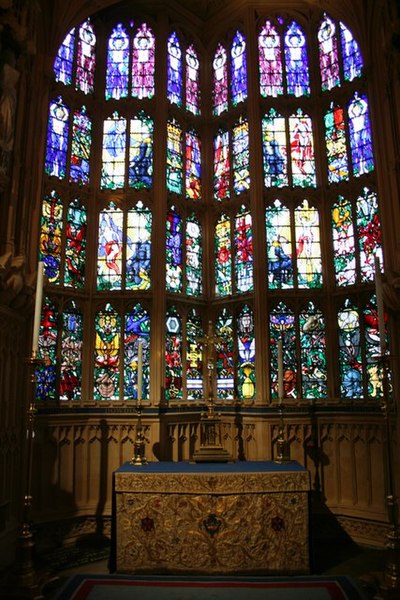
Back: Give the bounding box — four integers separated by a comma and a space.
289, 109, 316, 187
325, 103, 349, 183
270, 303, 297, 399
295, 199, 322, 288
213, 129, 230, 201
65, 198, 87, 288
365, 295, 385, 399
186, 309, 203, 400
101, 112, 126, 189
357, 187, 382, 282
97, 203, 124, 290
186, 129, 201, 200
235, 206, 253, 293
331, 195, 356, 286
237, 305, 255, 400
186, 44, 200, 115
75, 20, 96, 95
166, 207, 183, 292
94, 303, 120, 400
60, 302, 83, 401
132, 23, 155, 99
186, 213, 202, 296
129, 111, 153, 189
167, 32, 182, 107
40, 190, 63, 284
124, 304, 150, 399
284, 21, 310, 96
266, 199, 293, 289
69, 106, 92, 185
262, 109, 287, 188
166, 119, 183, 194
215, 213, 232, 296
233, 117, 250, 194
45, 97, 69, 179
165, 306, 183, 400
35, 297, 58, 401
348, 93, 374, 177
213, 43, 228, 116
231, 30, 247, 106
300, 304, 327, 398
54, 27, 75, 85
215, 308, 234, 400
318, 14, 339, 92
105, 23, 129, 100
126, 202, 152, 291
338, 299, 363, 398
258, 20, 283, 97
340, 22, 363, 82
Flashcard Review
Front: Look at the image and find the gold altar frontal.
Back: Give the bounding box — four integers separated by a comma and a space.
112, 461, 311, 575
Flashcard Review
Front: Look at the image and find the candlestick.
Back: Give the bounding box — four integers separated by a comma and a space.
374, 255, 386, 355
137, 340, 143, 403
32, 262, 44, 357
278, 338, 284, 400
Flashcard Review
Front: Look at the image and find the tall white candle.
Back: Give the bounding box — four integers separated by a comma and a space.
137, 341, 143, 402
278, 338, 284, 400
32, 261, 44, 356
374, 255, 386, 355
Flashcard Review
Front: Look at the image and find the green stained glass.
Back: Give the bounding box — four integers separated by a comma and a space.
235, 205, 253, 293
237, 305, 255, 400
270, 303, 297, 399
266, 199, 293, 290
331, 196, 355, 286
60, 301, 83, 401
166, 119, 183, 194
300, 304, 327, 398
295, 199, 322, 288
94, 303, 120, 401
357, 187, 382, 283
65, 198, 87, 288
364, 295, 384, 399
165, 306, 183, 400
126, 202, 152, 291
129, 112, 153, 189
232, 117, 250, 194
338, 299, 363, 398
215, 213, 232, 296
186, 213, 202, 296
186, 309, 203, 400
215, 308, 234, 400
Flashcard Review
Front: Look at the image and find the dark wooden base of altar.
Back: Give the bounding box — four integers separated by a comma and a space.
112, 461, 311, 575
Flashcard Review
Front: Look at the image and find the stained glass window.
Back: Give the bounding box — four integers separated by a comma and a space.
231, 30, 247, 106
126, 202, 152, 290
97, 203, 124, 290
186, 309, 203, 400
237, 305, 255, 400
348, 93, 374, 177
60, 301, 83, 401
54, 27, 75, 85
129, 111, 153, 189
365, 295, 385, 399
258, 20, 283, 97
40, 190, 63, 284
213, 44, 228, 116
36, 297, 58, 402
340, 22, 363, 82
101, 112, 126, 189
185, 130, 201, 200
65, 198, 87, 288
166, 207, 183, 292
233, 117, 250, 194
270, 303, 297, 399
167, 32, 182, 107
166, 119, 183, 194
165, 306, 183, 400
289, 109, 316, 187
94, 303, 120, 400
215, 308, 234, 400
262, 109, 287, 188
75, 20, 96, 95
186, 44, 200, 115
132, 23, 155, 99
300, 304, 327, 398
284, 21, 310, 96
186, 213, 202, 296
318, 14, 340, 92
70, 106, 92, 185
331, 195, 356, 286
266, 199, 293, 289
357, 187, 382, 282
325, 103, 349, 183
45, 97, 69, 179
213, 129, 230, 201
338, 299, 363, 398
235, 206, 253, 292
106, 23, 129, 100
215, 213, 232, 296
295, 199, 322, 288
124, 304, 150, 400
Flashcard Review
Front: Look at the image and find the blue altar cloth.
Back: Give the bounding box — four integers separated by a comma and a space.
115, 460, 306, 474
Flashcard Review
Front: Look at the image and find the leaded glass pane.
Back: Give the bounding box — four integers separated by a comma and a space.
215, 213, 232, 296
60, 302, 83, 401
129, 111, 153, 189
266, 199, 293, 289
259, 20, 283, 97
231, 30, 247, 106
132, 23, 155, 99
237, 305, 255, 400
215, 308, 234, 400
65, 198, 87, 288
186, 44, 200, 115
105, 23, 129, 100
126, 202, 152, 290
124, 304, 150, 399
97, 203, 124, 290
94, 303, 120, 400
54, 27, 75, 85
338, 300, 363, 398
357, 187, 382, 282
284, 21, 310, 96
213, 129, 230, 201
365, 295, 384, 399
300, 304, 327, 398
213, 44, 228, 116
289, 110, 316, 187
325, 103, 349, 183
166, 207, 183, 292
340, 22, 363, 82
186, 213, 202, 296
233, 117, 250, 194
270, 303, 297, 399
348, 93, 374, 177
75, 19, 96, 95
318, 14, 340, 92
101, 113, 126, 189
262, 109, 287, 188
186, 130, 201, 200
40, 190, 63, 284
36, 297, 58, 401
295, 200, 322, 288
45, 97, 69, 179
165, 306, 183, 400
235, 206, 253, 292
331, 196, 356, 286
167, 32, 182, 106
166, 119, 183, 194
70, 106, 92, 185
186, 309, 203, 400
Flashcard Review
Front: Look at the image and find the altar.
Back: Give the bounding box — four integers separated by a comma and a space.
112, 460, 311, 575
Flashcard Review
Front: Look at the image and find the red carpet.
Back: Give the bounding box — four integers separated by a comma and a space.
55, 574, 368, 599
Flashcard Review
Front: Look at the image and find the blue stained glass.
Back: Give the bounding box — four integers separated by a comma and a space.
106, 23, 129, 100
165, 306, 183, 400
262, 109, 288, 188
231, 31, 247, 106
60, 302, 83, 401
75, 20, 96, 95
213, 44, 228, 116
270, 304, 297, 399
167, 32, 182, 106
36, 297, 58, 401
258, 21, 283, 97
97, 204, 124, 290
340, 22, 363, 81
126, 202, 152, 291
124, 304, 151, 400
186, 45, 200, 115
284, 21, 310, 96
348, 93, 374, 177
166, 120, 183, 195
318, 14, 340, 91
70, 106, 92, 185
54, 27, 75, 85
45, 97, 69, 179
101, 113, 126, 189
129, 112, 153, 189
186, 214, 202, 296
266, 200, 293, 290
338, 299, 363, 398
166, 208, 183, 292
233, 117, 250, 194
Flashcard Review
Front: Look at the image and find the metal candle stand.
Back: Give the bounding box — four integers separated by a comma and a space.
275, 401, 291, 464
130, 398, 147, 466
